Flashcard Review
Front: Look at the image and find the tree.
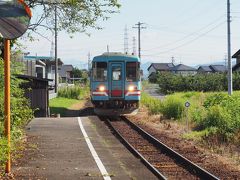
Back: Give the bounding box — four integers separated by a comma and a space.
26, 0, 121, 34
0, 0, 121, 57
72, 67, 88, 83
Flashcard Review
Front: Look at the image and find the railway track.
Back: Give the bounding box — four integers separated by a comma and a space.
103, 116, 219, 180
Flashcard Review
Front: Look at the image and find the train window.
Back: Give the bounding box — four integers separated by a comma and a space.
112, 66, 122, 81
92, 62, 107, 81
126, 62, 140, 81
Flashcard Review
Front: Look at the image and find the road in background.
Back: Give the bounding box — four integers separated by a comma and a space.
144, 83, 165, 100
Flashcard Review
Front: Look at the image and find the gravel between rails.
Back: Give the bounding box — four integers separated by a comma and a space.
109, 119, 204, 179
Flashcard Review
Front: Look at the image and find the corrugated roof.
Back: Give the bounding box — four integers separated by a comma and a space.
170, 64, 196, 71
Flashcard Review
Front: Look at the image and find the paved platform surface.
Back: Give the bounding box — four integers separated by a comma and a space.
13, 117, 157, 179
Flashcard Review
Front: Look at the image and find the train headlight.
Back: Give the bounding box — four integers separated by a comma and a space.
128, 85, 135, 91
99, 85, 105, 91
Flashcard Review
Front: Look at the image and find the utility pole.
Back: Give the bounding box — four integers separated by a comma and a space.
133, 22, 146, 59
54, 5, 58, 93
227, 0, 232, 95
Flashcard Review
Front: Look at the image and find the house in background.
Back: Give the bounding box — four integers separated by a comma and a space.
14, 54, 75, 117
23, 55, 63, 86
59, 64, 73, 83
16, 54, 46, 78
147, 63, 174, 82
171, 64, 197, 75
147, 63, 175, 75
209, 65, 227, 73
147, 62, 197, 82
232, 49, 240, 71
197, 65, 227, 73
197, 66, 213, 73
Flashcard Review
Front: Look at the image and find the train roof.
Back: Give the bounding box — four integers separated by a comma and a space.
93, 52, 140, 62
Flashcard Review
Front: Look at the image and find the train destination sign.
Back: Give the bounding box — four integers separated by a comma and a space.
0, 0, 32, 40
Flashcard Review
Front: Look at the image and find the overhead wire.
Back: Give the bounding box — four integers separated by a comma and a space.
144, 14, 225, 51
151, 0, 222, 31
173, 0, 222, 27
143, 20, 226, 57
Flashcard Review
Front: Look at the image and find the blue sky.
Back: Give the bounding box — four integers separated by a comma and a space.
21, 0, 240, 68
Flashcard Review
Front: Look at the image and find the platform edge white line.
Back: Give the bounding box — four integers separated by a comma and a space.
77, 117, 111, 180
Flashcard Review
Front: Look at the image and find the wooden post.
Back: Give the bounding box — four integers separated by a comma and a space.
4, 39, 11, 173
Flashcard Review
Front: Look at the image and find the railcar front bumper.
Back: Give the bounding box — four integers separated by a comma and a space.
92, 100, 139, 109
94, 107, 139, 116
92, 100, 139, 116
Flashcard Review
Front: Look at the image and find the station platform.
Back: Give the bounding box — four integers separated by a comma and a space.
13, 117, 157, 179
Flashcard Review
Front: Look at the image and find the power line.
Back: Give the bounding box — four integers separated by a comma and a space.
32, 31, 52, 42
173, 0, 221, 27
151, 0, 222, 31
173, 0, 202, 19
144, 15, 225, 51
144, 20, 226, 56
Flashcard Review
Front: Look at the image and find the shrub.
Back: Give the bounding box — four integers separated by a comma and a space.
191, 107, 206, 126
203, 106, 232, 133
141, 93, 162, 114
58, 85, 89, 100
191, 92, 240, 142
141, 92, 186, 119
203, 93, 229, 108
0, 137, 8, 168
156, 72, 234, 93
160, 96, 185, 119
0, 57, 33, 171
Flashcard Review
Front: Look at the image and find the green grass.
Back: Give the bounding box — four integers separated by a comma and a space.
49, 97, 80, 116
141, 84, 240, 144
58, 85, 89, 100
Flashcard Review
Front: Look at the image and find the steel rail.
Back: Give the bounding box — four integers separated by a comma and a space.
120, 116, 220, 180
104, 117, 167, 180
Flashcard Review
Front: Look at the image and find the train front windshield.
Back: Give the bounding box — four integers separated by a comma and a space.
92, 62, 107, 81
126, 62, 140, 81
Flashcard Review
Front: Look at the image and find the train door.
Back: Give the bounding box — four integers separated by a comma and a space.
110, 62, 124, 98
